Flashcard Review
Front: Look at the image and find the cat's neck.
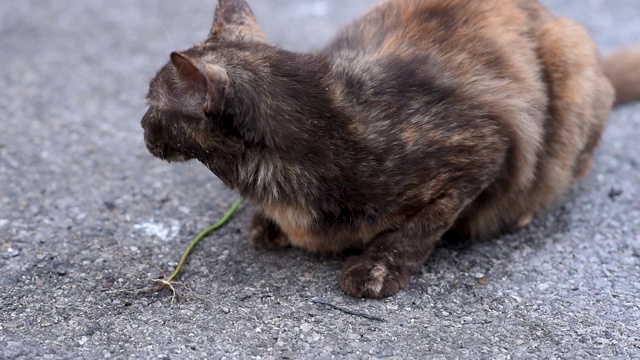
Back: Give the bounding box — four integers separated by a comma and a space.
228, 47, 340, 148
228, 47, 353, 208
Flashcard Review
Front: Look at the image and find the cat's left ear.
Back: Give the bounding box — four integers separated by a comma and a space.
171, 52, 229, 117
209, 0, 266, 42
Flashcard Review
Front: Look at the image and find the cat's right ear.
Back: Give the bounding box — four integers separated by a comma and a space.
171, 52, 229, 117
209, 0, 266, 42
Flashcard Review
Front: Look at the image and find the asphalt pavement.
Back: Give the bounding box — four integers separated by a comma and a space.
1, 0, 639, 358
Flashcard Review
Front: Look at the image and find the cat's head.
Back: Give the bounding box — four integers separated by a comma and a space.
141, 0, 267, 180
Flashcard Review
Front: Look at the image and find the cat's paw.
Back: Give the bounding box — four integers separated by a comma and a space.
516, 212, 534, 229
249, 213, 290, 250
339, 255, 412, 299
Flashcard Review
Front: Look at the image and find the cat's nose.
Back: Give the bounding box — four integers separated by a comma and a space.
141, 107, 153, 128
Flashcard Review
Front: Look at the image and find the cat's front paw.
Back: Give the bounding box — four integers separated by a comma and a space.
249, 213, 290, 250
339, 255, 412, 299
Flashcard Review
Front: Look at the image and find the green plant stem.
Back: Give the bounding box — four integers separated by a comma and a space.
165, 198, 243, 283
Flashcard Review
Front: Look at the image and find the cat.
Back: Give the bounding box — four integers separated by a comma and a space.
141, 0, 640, 298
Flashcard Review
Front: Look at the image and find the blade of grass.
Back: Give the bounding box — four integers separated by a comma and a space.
165, 198, 243, 282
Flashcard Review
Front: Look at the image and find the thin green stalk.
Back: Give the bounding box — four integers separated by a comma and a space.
165, 198, 243, 282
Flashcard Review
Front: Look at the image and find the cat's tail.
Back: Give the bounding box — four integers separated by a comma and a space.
602, 45, 640, 105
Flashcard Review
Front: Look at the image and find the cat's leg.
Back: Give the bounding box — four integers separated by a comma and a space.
249, 212, 291, 250
339, 190, 471, 298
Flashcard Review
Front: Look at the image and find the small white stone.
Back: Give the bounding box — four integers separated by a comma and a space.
78, 336, 89, 345
300, 323, 312, 333
510, 295, 523, 303
537, 282, 551, 291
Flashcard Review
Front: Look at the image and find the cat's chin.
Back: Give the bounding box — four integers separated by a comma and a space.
162, 154, 191, 163
149, 147, 192, 162
145, 141, 193, 163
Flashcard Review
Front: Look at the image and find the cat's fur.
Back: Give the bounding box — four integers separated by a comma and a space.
142, 0, 640, 298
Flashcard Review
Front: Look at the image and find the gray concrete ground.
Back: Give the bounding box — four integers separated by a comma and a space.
1, 0, 639, 358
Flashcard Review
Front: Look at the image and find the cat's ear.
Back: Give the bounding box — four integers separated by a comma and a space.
209, 0, 266, 42
170, 52, 229, 117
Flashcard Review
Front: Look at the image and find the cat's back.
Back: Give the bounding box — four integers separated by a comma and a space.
324, 0, 549, 57
322, 0, 555, 119
322, 0, 551, 155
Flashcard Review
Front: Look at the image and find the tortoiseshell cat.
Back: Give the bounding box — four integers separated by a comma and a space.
142, 0, 640, 298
